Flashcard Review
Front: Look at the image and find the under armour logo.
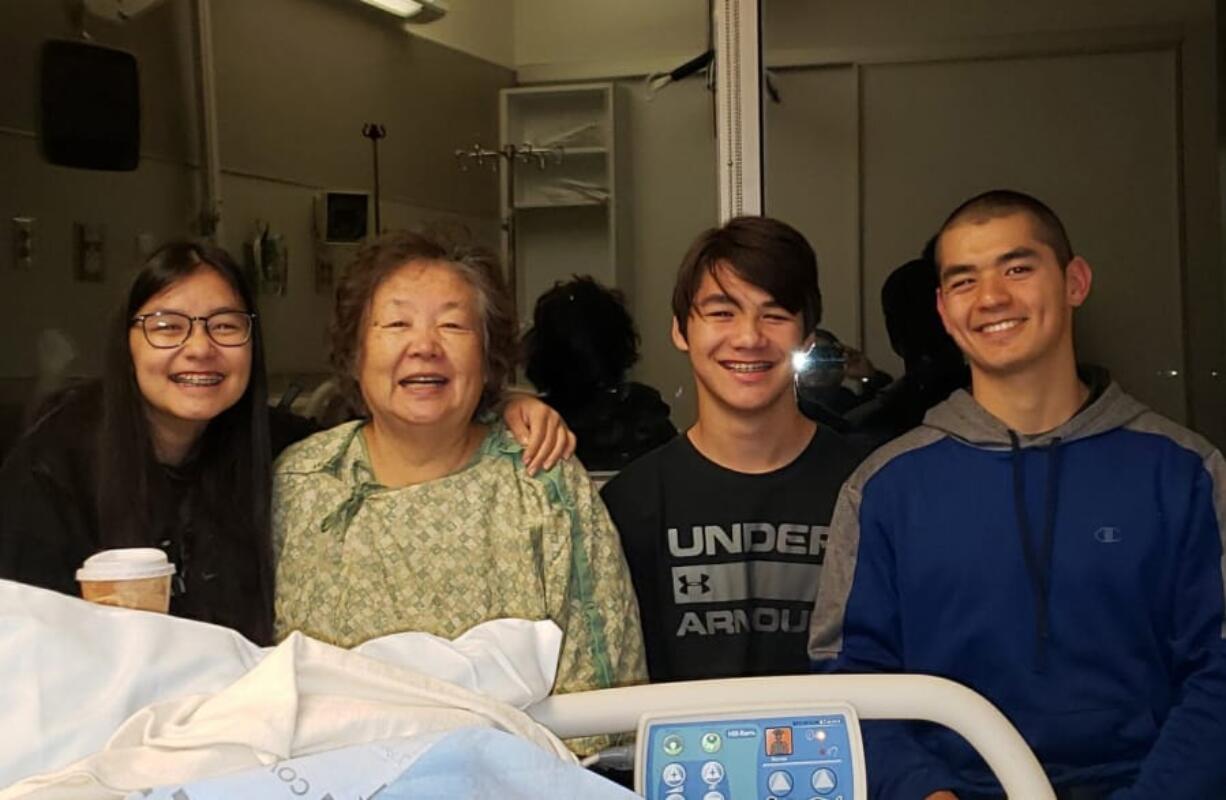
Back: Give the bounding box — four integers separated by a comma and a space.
677, 573, 711, 595
1094, 527, 1123, 544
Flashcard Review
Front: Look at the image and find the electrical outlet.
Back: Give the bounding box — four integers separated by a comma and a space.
12, 217, 34, 269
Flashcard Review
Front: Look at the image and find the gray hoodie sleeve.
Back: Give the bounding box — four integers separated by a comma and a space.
808, 427, 944, 661
808, 478, 864, 661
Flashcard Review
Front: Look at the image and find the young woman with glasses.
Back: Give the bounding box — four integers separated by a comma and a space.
0, 240, 574, 643
0, 242, 277, 640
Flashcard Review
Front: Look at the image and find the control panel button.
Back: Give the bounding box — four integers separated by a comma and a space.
639, 707, 859, 800
662, 763, 686, 788
767, 769, 794, 795
810, 767, 837, 793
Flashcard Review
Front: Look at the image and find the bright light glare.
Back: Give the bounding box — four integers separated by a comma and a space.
358, 0, 423, 17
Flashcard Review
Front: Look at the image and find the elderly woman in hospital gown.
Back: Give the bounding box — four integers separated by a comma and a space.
272, 232, 646, 750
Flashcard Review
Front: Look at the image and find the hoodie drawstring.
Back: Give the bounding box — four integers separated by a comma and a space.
1007, 430, 1064, 672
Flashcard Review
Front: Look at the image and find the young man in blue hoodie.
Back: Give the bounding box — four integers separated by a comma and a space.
809, 190, 1226, 799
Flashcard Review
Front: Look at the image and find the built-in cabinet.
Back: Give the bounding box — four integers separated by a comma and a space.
499, 82, 628, 323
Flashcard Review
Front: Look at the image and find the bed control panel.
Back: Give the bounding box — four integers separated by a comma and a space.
636, 704, 865, 800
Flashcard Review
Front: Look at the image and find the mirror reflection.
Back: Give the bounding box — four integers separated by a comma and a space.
763, 0, 1225, 446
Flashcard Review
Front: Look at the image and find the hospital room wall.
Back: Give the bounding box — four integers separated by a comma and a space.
0, 1, 198, 405
603, 77, 717, 430
207, 0, 509, 390
0, 0, 509, 405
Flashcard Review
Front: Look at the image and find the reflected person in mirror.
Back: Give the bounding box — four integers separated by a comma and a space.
524, 275, 676, 471
841, 243, 969, 441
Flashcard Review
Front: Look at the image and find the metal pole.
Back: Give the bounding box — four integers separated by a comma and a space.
192, 0, 223, 241
502, 145, 518, 326
362, 123, 386, 234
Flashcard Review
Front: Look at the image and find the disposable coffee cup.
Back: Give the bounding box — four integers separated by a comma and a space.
75, 548, 176, 613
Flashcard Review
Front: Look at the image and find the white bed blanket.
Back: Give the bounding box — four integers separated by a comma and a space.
136, 729, 638, 800
0, 580, 569, 797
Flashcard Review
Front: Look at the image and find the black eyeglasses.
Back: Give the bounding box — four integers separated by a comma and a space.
131, 311, 256, 349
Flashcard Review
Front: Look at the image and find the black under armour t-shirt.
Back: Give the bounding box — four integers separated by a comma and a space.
601, 426, 867, 681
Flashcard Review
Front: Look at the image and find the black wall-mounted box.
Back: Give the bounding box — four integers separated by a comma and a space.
40, 40, 140, 171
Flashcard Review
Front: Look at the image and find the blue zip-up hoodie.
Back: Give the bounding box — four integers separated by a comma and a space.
809, 375, 1226, 798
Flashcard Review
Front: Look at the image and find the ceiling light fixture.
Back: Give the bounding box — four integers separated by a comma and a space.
357, 0, 448, 23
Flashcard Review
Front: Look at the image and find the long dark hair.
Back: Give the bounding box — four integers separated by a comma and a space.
96, 240, 273, 641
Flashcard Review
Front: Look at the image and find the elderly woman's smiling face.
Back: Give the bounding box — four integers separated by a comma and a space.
357, 259, 486, 433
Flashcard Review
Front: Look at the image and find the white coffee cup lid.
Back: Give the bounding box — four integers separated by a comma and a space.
76, 548, 177, 581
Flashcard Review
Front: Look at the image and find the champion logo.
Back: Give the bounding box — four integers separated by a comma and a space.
677, 573, 712, 595
1094, 527, 1123, 544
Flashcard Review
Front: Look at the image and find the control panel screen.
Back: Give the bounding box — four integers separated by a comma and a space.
641, 711, 856, 800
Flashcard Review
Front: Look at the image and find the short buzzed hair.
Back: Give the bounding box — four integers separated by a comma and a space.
935, 189, 1074, 269
672, 216, 821, 339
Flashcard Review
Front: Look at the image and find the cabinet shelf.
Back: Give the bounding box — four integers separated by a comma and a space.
514, 199, 608, 210
509, 146, 606, 162
555, 146, 606, 156
501, 82, 625, 322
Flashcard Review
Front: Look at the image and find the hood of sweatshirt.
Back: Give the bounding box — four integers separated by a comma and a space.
922, 366, 1147, 449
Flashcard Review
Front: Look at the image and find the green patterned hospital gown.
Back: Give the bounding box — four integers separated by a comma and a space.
273, 420, 647, 750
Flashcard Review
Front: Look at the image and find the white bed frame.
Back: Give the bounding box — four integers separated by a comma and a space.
528, 673, 1056, 799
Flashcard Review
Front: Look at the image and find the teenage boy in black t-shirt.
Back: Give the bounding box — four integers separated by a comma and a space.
602, 216, 866, 681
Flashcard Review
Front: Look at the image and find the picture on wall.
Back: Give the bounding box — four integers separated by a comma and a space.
245, 222, 288, 296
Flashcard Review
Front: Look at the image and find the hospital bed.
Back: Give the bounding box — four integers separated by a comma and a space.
532, 673, 1056, 799
0, 580, 1055, 799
